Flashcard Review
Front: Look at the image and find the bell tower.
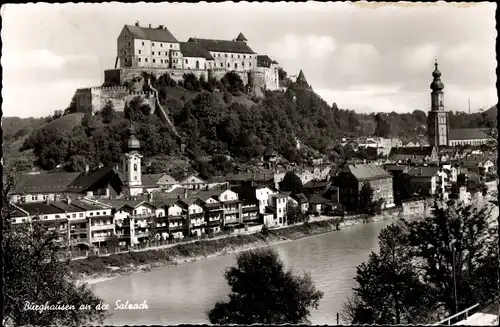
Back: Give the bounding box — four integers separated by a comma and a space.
122, 122, 143, 196
427, 59, 449, 147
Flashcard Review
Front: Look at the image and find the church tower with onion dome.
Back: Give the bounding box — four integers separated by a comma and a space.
427, 59, 449, 147
122, 122, 143, 196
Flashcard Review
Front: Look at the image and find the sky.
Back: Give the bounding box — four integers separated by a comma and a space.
1, 2, 497, 118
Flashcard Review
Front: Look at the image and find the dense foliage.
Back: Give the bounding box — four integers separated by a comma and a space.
2, 177, 108, 326
207, 247, 323, 324
342, 198, 498, 324
14, 70, 497, 173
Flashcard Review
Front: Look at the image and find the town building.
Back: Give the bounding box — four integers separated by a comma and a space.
11, 166, 123, 204
406, 166, 446, 197
333, 163, 394, 211
388, 146, 439, 164
427, 60, 492, 147
256, 55, 280, 90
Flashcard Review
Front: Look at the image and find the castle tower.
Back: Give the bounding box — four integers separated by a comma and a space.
295, 69, 310, 89
122, 122, 144, 196
427, 60, 449, 148
235, 33, 248, 44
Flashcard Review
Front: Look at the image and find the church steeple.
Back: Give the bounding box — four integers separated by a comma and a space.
126, 121, 141, 152
430, 59, 444, 92
427, 59, 449, 148
122, 120, 143, 193
295, 69, 310, 88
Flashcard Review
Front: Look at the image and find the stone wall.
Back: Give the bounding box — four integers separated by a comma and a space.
104, 67, 259, 89
75, 86, 156, 114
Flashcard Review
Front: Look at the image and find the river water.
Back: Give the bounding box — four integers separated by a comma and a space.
92, 219, 396, 325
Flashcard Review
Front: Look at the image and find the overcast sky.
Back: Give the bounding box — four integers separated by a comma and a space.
1, 2, 497, 118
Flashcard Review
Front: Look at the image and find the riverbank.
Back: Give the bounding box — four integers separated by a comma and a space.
75, 214, 397, 285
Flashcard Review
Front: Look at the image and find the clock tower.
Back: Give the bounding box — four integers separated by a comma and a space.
427, 60, 449, 147
122, 122, 143, 196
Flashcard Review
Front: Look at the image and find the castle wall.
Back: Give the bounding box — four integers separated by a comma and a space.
75, 86, 156, 114
104, 67, 254, 87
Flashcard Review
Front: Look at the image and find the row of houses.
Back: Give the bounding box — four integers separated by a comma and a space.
8, 181, 342, 248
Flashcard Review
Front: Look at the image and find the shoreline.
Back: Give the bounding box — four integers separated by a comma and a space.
76, 215, 397, 286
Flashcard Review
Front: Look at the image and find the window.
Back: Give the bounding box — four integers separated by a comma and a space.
238, 55, 240, 58
72, 214, 76, 218
142, 41, 144, 46
153, 59, 156, 63
145, 58, 148, 63
220, 62, 223, 68
90, 213, 93, 216
231, 54, 234, 58
138, 58, 141, 62
123, 50, 127, 55
152, 51, 155, 55
79, 213, 84, 217
124, 58, 128, 63
160, 59, 163, 64
170, 44, 172, 48
243, 55, 246, 58
128, 42, 131, 46
152, 42, 155, 46
160, 43, 163, 47
218, 53, 220, 57
225, 54, 227, 58
228, 63, 230, 68
249, 62, 252, 67
224, 195, 228, 200
55, 215, 60, 218
186, 59, 188, 64
138, 50, 142, 54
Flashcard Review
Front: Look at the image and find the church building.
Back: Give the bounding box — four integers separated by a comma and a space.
122, 123, 145, 196
427, 60, 491, 148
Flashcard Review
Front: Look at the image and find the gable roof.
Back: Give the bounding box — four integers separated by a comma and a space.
66, 166, 121, 193
449, 128, 490, 141
257, 55, 278, 68
180, 42, 215, 60
306, 194, 333, 205
187, 38, 256, 54
141, 174, 164, 188
17, 203, 65, 215
407, 166, 440, 178
389, 146, 435, 158
344, 164, 392, 181
124, 24, 178, 43
291, 193, 309, 204
14, 172, 81, 194
235, 32, 248, 42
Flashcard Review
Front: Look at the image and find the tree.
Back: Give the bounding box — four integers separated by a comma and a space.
342, 224, 431, 324
2, 177, 108, 326
101, 100, 115, 124
207, 247, 323, 324
374, 113, 391, 138
404, 200, 498, 317
359, 182, 375, 215
279, 172, 305, 194
106, 232, 120, 250
286, 203, 305, 225
221, 71, 245, 94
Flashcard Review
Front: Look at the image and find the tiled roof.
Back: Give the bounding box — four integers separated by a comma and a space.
345, 164, 392, 181
306, 194, 333, 205
50, 201, 86, 213
71, 199, 111, 210
10, 206, 29, 218
141, 174, 163, 188
188, 38, 256, 54
17, 203, 65, 215
66, 166, 121, 193
449, 128, 490, 140
407, 166, 440, 178
180, 42, 215, 60
389, 146, 434, 157
292, 193, 309, 203
14, 172, 81, 194
96, 199, 146, 210
125, 24, 178, 43
257, 55, 278, 68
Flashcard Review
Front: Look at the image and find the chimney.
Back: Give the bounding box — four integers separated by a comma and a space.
66, 196, 71, 205
184, 189, 188, 199
85, 164, 89, 173
135, 21, 139, 27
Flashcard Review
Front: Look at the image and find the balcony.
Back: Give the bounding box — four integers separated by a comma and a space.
91, 224, 114, 231
70, 238, 89, 245
224, 208, 239, 215
207, 220, 221, 227
91, 236, 109, 243
169, 225, 185, 231
191, 221, 206, 227
189, 213, 204, 219
131, 213, 156, 219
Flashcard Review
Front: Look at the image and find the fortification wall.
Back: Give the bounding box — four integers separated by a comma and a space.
104, 67, 254, 88
75, 86, 156, 114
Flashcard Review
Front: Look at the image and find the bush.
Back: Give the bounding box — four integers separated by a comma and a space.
182, 73, 201, 91
223, 91, 232, 104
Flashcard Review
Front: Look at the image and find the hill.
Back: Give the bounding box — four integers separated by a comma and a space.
11, 70, 496, 176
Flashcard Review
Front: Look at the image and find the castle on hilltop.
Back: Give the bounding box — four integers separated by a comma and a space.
74, 22, 282, 115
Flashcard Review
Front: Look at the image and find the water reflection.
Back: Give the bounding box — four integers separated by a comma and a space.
93, 219, 394, 325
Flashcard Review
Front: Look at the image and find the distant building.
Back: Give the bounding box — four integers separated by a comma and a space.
427, 60, 492, 147
333, 163, 394, 211
388, 146, 439, 164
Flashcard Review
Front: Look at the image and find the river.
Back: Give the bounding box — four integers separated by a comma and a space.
92, 219, 396, 325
